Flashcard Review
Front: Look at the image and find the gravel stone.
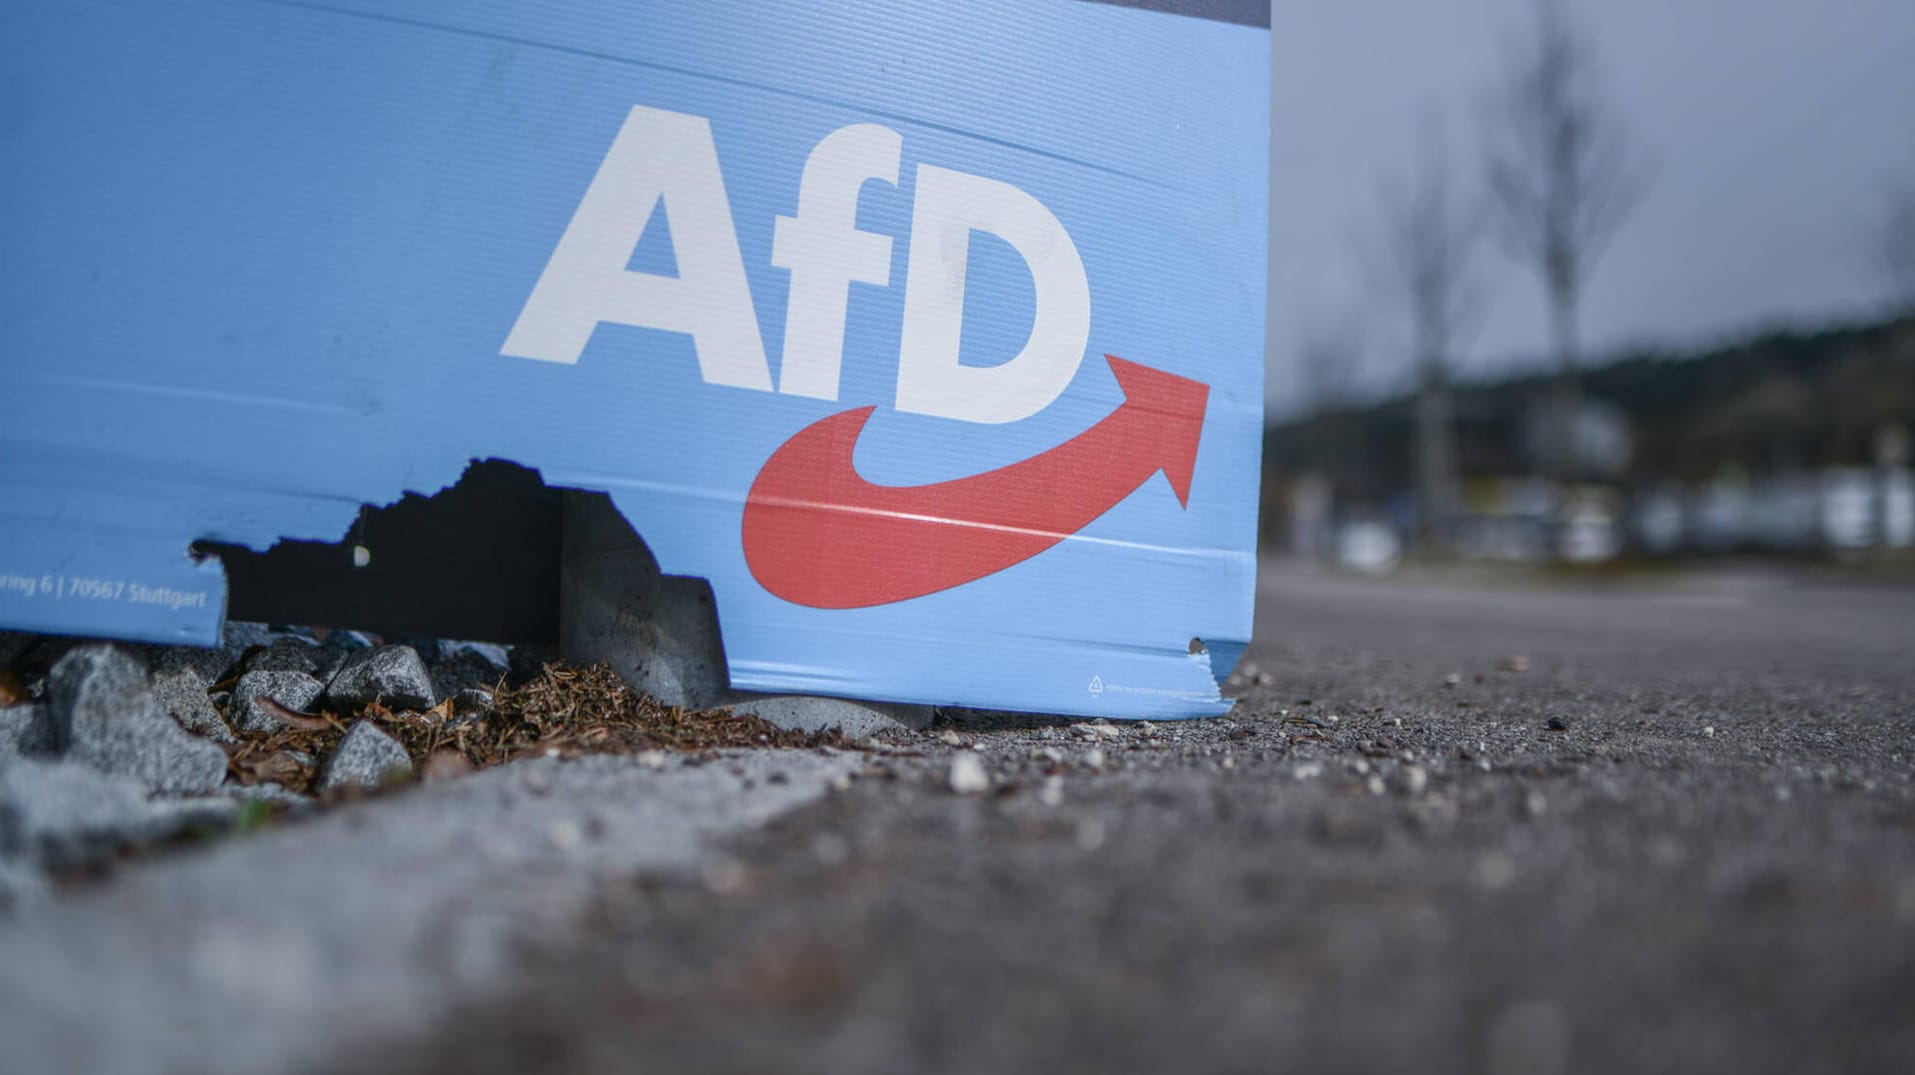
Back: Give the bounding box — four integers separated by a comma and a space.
428, 641, 511, 696
319, 722, 414, 793
452, 688, 496, 718
313, 630, 376, 680
150, 668, 235, 744
136, 642, 234, 683
0, 705, 57, 766
324, 646, 438, 711
215, 622, 277, 676
241, 638, 321, 677
229, 671, 326, 733
45, 646, 228, 795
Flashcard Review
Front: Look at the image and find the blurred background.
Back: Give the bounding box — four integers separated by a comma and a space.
1264, 0, 1915, 574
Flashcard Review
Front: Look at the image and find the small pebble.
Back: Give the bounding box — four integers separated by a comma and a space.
1366, 774, 1387, 796
948, 753, 990, 794
1545, 717, 1568, 732
938, 729, 962, 747
1293, 761, 1323, 780
636, 750, 667, 770
1475, 851, 1518, 891
1084, 747, 1107, 771
1039, 775, 1065, 807
1404, 765, 1429, 796
1702, 726, 1716, 738
1443, 673, 1462, 688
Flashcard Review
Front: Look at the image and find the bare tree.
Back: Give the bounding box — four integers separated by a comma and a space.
1376, 130, 1485, 550
1881, 176, 1915, 311
1484, 0, 1646, 480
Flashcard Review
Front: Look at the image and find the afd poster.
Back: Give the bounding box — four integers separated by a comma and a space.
0, 0, 1269, 717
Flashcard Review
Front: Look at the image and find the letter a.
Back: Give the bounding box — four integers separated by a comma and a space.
501, 105, 772, 391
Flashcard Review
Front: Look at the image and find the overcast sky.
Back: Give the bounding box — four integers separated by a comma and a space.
1268, 0, 1915, 415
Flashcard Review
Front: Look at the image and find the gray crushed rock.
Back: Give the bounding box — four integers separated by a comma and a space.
325, 646, 438, 711
240, 637, 321, 677
138, 642, 236, 684
219, 621, 277, 656
319, 722, 413, 793
46, 646, 228, 795
229, 671, 325, 733
452, 687, 495, 718
313, 630, 375, 680
429, 653, 508, 696
0, 705, 58, 766
150, 668, 235, 744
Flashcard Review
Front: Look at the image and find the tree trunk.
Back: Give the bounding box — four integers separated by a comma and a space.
1414, 360, 1456, 554
1548, 277, 1581, 484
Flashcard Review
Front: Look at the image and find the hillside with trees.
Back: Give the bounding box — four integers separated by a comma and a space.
1264, 314, 1915, 505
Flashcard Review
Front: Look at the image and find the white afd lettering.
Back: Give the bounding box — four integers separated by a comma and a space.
504, 106, 1091, 424
895, 165, 1090, 425
501, 105, 772, 391
772, 123, 902, 401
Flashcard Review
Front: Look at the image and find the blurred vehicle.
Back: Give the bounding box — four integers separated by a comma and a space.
1334, 513, 1402, 575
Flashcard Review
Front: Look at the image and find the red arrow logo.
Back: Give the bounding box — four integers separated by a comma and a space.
742, 354, 1209, 608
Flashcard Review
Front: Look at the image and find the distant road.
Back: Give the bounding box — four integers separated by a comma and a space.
1255, 559, 1915, 697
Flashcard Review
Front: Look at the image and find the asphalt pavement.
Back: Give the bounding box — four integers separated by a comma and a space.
335, 559, 1915, 1075
8, 560, 1913, 1075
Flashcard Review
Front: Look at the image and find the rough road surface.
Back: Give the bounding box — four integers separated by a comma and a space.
8, 562, 1915, 1074
355, 563, 1915, 1075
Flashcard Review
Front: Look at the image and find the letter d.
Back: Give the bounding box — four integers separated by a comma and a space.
894, 166, 1091, 425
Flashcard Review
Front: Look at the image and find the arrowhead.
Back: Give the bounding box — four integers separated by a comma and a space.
1105, 354, 1208, 507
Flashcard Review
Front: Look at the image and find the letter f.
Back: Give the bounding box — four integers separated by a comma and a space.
771, 124, 903, 400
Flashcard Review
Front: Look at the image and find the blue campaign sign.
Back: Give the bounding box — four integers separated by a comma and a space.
0, 1, 1268, 718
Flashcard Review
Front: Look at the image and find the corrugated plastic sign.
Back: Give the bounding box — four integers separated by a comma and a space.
0, 0, 1268, 718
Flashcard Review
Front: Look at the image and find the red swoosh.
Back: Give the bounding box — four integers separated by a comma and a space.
742, 354, 1208, 608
